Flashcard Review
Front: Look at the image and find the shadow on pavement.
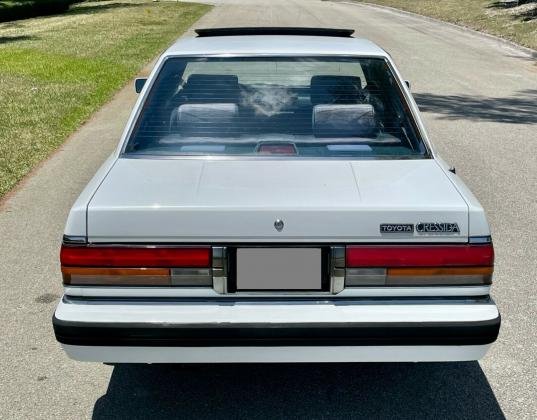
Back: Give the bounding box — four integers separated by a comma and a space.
93, 362, 504, 419
414, 89, 537, 124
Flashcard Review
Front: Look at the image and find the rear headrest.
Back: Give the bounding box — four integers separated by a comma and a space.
310, 75, 362, 105
172, 103, 239, 137
182, 74, 240, 103
312, 104, 377, 138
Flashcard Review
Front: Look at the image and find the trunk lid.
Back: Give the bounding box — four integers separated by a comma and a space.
87, 158, 468, 243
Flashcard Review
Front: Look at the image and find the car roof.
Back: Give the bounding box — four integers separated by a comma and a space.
164, 34, 388, 58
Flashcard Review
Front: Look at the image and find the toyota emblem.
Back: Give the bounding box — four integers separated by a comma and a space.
274, 219, 284, 232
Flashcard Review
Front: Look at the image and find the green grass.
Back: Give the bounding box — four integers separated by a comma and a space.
354, 0, 537, 50
0, 0, 210, 198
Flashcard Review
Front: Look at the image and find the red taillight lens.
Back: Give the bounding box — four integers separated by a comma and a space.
60, 245, 212, 286
346, 244, 494, 268
345, 243, 494, 287
60, 245, 211, 268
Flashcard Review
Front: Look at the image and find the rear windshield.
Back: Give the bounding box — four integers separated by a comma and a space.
125, 56, 427, 158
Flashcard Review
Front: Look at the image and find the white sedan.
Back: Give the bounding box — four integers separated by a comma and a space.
53, 27, 500, 363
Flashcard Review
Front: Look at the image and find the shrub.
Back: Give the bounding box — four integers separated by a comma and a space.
0, 0, 81, 22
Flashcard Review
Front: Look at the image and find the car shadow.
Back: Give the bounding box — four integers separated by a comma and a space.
92, 362, 504, 419
413, 89, 537, 124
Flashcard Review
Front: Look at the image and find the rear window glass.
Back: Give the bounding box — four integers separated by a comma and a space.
124, 57, 427, 158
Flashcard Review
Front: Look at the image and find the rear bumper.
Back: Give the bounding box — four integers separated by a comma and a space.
53, 315, 500, 347
53, 297, 500, 362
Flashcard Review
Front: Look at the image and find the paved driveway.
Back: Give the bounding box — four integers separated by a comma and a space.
0, 1, 536, 418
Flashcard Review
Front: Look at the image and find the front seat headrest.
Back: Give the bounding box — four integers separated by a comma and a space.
310, 75, 362, 105
182, 74, 240, 103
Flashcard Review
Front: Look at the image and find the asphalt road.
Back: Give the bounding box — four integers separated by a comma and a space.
1, 1, 536, 418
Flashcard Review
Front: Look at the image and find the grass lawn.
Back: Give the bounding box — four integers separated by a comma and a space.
353, 0, 537, 50
0, 0, 210, 199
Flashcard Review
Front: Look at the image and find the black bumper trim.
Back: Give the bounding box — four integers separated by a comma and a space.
53, 315, 500, 347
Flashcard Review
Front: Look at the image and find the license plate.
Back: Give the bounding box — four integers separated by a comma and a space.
236, 248, 322, 290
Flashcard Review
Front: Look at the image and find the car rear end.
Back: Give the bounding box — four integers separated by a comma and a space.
53, 31, 500, 363
55, 237, 498, 363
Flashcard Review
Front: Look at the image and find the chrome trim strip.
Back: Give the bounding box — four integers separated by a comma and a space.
85, 237, 469, 243
330, 246, 346, 294
230, 290, 333, 296
469, 236, 492, 244
63, 285, 492, 298
212, 247, 228, 294
120, 155, 429, 161
63, 295, 494, 305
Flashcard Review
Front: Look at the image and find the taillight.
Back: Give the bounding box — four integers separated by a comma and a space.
61, 245, 211, 286
345, 243, 494, 286
60, 246, 210, 268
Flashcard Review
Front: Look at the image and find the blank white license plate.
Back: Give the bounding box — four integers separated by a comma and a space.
236, 248, 322, 290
